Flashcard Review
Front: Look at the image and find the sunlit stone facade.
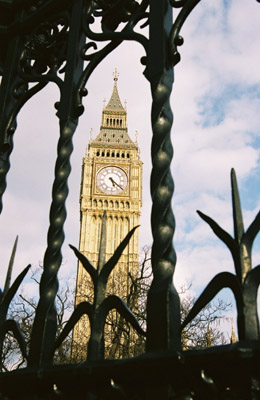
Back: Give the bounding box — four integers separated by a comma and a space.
73, 71, 142, 359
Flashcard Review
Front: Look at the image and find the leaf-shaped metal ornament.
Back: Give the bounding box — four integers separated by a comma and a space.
3, 236, 18, 298
197, 211, 237, 260
0, 319, 28, 360
181, 272, 243, 330
97, 210, 107, 274
101, 225, 139, 282
197, 209, 242, 282
195, 169, 260, 340
241, 265, 260, 340
245, 211, 260, 246
53, 301, 93, 354
65, 217, 141, 362
0, 237, 30, 369
100, 295, 146, 336
231, 169, 245, 244
0, 264, 31, 321
69, 245, 97, 285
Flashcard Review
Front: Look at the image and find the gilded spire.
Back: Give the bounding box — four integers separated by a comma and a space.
113, 68, 119, 81
91, 70, 137, 147
104, 69, 125, 112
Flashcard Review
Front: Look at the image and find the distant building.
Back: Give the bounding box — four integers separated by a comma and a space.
73, 71, 142, 359
230, 324, 237, 343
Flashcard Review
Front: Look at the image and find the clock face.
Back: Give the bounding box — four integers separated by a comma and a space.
96, 166, 128, 194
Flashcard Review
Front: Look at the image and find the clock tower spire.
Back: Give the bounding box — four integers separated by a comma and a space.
73, 71, 142, 359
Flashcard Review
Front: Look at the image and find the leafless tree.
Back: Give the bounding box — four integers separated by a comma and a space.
102, 247, 231, 357
3, 249, 231, 368
179, 286, 230, 349
3, 267, 75, 370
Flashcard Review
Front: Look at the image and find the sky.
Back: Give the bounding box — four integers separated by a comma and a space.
0, 0, 259, 337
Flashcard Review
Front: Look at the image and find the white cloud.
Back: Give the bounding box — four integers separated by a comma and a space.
170, 0, 260, 295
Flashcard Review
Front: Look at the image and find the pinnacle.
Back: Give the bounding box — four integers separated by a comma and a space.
104, 70, 125, 112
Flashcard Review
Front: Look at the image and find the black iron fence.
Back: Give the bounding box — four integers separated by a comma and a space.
0, 1, 259, 399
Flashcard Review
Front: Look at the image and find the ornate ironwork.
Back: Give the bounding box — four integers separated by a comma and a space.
183, 169, 260, 341
0, 237, 30, 370
169, 0, 201, 66
0, 0, 259, 399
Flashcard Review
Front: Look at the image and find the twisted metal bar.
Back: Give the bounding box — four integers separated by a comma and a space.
144, 0, 180, 354
28, 118, 76, 366
146, 68, 180, 353
0, 137, 14, 214
28, 0, 84, 366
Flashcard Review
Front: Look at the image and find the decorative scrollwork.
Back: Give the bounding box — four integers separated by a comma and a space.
170, 0, 189, 7
83, 0, 149, 44
20, 18, 69, 84
0, 13, 70, 214
169, 0, 201, 66
76, 0, 149, 114
92, 0, 140, 31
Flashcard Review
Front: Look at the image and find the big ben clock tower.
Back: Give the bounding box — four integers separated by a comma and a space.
73, 70, 142, 358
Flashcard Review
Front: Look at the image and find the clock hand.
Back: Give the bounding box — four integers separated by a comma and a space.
115, 182, 124, 190
109, 177, 124, 190
109, 177, 116, 187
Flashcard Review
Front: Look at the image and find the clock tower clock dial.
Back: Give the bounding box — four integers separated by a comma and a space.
96, 166, 128, 194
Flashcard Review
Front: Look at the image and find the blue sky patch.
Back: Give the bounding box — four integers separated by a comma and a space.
197, 84, 260, 128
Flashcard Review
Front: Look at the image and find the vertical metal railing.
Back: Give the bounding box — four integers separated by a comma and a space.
28, 0, 85, 367
145, 0, 181, 353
